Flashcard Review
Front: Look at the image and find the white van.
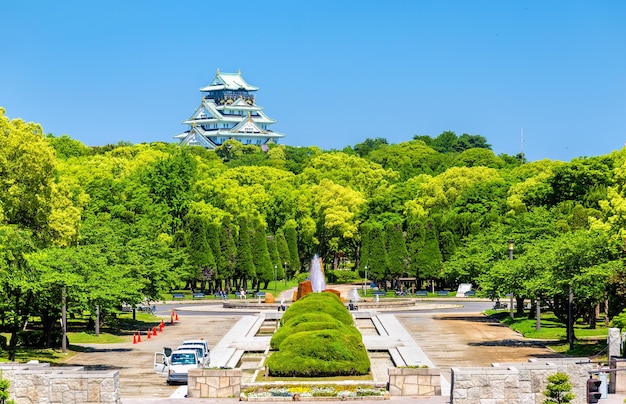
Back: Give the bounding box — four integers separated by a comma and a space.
153, 348, 200, 384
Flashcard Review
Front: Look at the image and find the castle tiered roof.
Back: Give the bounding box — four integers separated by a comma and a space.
175, 69, 285, 149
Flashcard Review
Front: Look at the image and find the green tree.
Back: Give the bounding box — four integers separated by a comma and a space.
145, 148, 197, 233
284, 220, 301, 275
236, 216, 255, 284
185, 211, 216, 290
385, 222, 408, 285
219, 215, 238, 289
543, 372, 574, 404
411, 219, 443, 289
251, 217, 273, 289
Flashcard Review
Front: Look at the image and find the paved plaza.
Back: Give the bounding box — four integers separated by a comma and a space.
61, 286, 624, 403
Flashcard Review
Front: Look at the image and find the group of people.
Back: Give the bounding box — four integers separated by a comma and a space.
216, 288, 247, 299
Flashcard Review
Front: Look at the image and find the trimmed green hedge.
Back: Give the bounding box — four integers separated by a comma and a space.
267, 292, 370, 377
280, 292, 353, 326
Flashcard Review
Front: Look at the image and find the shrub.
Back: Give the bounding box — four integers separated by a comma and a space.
327, 269, 361, 283
267, 291, 370, 377
0, 370, 16, 404
16, 331, 64, 348
610, 309, 626, 330
280, 292, 353, 326
543, 372, 574, 404
267, 329, 370, 376
271, 312, 342, 349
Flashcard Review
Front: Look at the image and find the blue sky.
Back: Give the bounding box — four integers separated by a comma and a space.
2, 1, 625, 162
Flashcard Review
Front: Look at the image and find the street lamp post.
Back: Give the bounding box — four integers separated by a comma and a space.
363, 266, 368, 296
508, 239, 514, 319
568, 284, 574, 351
61, 286, 67, 353
283, 262, 287, 287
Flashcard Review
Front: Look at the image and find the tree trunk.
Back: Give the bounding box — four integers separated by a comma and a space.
528, 298, 536, 319
516, 296, 525, 316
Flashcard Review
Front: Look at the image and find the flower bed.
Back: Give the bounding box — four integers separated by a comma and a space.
241, 385, 389, 401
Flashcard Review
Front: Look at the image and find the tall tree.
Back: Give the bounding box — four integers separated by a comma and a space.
385, 222, 408, 286
251, 217, 273, 289
236, 216, 255, 284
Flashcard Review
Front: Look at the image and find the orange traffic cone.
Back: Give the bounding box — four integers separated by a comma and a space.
133, 333, 137, 344
170, 314, 174, 325
160, 319, 164, 332
147, 328, 151, 339
153, 326, 157, 336
175, 312, 179, 321
137, 332, 142, 343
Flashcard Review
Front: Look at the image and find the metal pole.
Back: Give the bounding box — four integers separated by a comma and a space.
568, 289, 573, 349
61, 286, 67, 354
536, 298, 541, 331
274, 265, 277, 295
95, 305, 100, 337
508, 240, 514, 319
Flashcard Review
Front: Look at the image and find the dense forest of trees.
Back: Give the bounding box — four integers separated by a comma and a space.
2, 108, 626, 356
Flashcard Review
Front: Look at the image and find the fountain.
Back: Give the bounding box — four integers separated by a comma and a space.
350, 287, 361, 302
309, 254, 326, 292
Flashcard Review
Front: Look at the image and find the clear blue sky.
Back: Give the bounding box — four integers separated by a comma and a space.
2, 1, 625, 162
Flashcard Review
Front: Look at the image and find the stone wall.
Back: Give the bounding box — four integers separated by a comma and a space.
451, 359, 594, 404
0, 362, 120, 404
187, 368, 241, 398
388, 367, 441, 396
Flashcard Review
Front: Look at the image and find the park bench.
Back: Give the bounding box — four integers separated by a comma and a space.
214, 292, 228, 300
192, 292, 205, 299
172, 293, 185, 300
255, 292, 266, 303
415, 290, 428, 297
372, 290, 386, 302
493, 301, 508, 310
437, 290, 449, 296
138, 304, 156, 314
464, 290, 477, 297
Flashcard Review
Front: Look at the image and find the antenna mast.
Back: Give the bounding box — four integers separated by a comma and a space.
520, 128, 526, 163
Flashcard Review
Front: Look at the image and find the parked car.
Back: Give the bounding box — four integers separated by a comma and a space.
180, 339, 210, 359
153, 348, 200, 384
176, 343, 209, 367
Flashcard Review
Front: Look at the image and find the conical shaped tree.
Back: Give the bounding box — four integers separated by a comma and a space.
206, 221, 224, 290
185, 213, 216, 290
284, 220, 301, 275
268, 235, 285, 282
251, 217, 273, 289
219, 215, 238, 288
405, 219, 425, 284
275, 229, 291, 278
386, 221, 408, 284
236, 215, 255, 283
415, 219, 443, 290
368, 223, 387, 285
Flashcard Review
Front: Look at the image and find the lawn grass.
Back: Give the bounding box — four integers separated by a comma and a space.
0, 347, 78, 364
0, 311, 161, 364
67, 331, 126, 344
487, 309, 609, 358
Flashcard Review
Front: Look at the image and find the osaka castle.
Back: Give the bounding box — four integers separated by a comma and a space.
174, 69, 286, 149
